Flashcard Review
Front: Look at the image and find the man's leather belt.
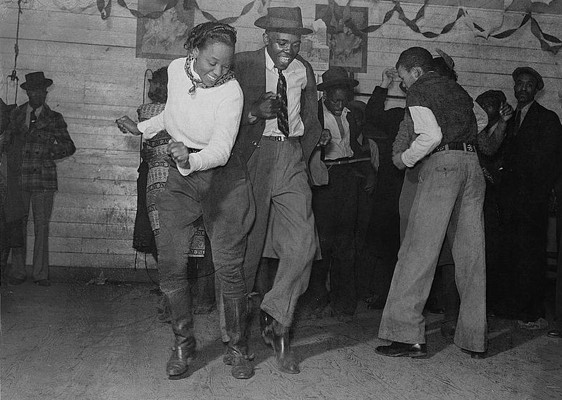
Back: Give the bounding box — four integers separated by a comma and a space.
432, 142, 476, 154
263, 135, 300, 142
324, 157, 370, 166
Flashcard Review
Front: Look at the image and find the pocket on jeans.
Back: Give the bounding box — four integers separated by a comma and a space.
435, 165, 459, 175
419, 164, 458, 184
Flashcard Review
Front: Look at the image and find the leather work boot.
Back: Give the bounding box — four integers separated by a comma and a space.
164, 288, 196, 380
223, 296, 254, 379
261, 312, 300, 374
166, 318, 196, 380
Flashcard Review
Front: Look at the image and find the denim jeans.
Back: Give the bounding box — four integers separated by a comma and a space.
379, 150, 487, 352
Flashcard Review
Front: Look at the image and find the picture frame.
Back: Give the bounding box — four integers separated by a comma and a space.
315, 4, 368, 73
136, 0, 195, 60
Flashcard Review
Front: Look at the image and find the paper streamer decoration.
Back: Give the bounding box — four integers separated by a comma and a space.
361, 0, 561, 54
96, 0, 269, 23
89, 0, 562, 54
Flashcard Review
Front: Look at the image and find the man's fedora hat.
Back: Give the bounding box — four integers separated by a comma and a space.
512, 66, 544, 91
20, 71, 53, 91
255, 7, 312, 35
317, 67, 359, 91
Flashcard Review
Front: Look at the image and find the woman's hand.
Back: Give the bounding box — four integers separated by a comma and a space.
167, 140, 190, 169
115, 116, 142, 135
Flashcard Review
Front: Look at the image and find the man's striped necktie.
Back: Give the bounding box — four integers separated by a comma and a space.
276, 69, 289, 137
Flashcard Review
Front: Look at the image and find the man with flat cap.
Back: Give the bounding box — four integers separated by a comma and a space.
300, 67, 373, 322
231, 6, 329, 374
2, 72, 76, 287
496, 67, 562, 328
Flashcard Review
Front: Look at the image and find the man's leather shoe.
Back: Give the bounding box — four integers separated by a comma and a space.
461, 348, 487, 359
7, 277, 26, 286
223, 345, 255, 379
547, 329, 561, 338
34, 279, 51, 287
375, 342, 427, 358
261, 314, 300, 374
266, 331, 300, 374
260, 310, 274, 337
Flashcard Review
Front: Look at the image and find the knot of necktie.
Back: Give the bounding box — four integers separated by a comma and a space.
30, 108, 38, 124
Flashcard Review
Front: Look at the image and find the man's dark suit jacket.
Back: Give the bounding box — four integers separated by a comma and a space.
502, 101, 562, 203
231, 48, 327, 185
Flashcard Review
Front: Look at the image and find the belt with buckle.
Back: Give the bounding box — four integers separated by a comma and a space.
432, 142, 476, 154
324, 157, 371, 166
263, 135, 300, 142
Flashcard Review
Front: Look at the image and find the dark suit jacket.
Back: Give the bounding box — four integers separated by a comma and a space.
501, 101, 562, 203
232, 48, 327, 185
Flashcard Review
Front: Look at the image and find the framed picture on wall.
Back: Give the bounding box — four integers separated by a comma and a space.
315, 4, 368, 73
136, 0, 195, 59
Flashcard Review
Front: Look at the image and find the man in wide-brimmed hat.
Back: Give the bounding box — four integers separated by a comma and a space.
232, 6, 330, 374
300, 66, 372, 323
2, 71, 75, 287
495, 66, 562, 329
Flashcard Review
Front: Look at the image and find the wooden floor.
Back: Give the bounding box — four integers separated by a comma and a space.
1, 281, 561, 400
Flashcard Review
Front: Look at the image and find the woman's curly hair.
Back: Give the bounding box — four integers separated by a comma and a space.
184, 22, 237, 52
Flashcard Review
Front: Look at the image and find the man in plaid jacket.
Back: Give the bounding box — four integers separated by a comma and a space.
3, 72, 75, 287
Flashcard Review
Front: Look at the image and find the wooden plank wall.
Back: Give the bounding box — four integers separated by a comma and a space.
0, 0, 561, 270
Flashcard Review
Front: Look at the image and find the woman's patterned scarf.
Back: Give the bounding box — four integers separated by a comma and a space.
184, 52, 236, 95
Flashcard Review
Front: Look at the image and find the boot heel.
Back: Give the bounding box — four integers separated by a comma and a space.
168, 369, 190, 380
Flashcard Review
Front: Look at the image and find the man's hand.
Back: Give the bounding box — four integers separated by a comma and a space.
318, 129, 332, 147
167, 140, 190, 169
381, 68, 398, 89
249, 92, 281, 120
499, 102, 514, 122
392, 152, 407, 170
116, 116, 142, 135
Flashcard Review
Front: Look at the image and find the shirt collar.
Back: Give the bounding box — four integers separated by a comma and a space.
27, 103, 43, 115
518, 100, 534, 114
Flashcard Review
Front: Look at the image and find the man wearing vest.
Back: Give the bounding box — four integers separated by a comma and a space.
301, 67, 372, 322
376, 47, 487, 359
